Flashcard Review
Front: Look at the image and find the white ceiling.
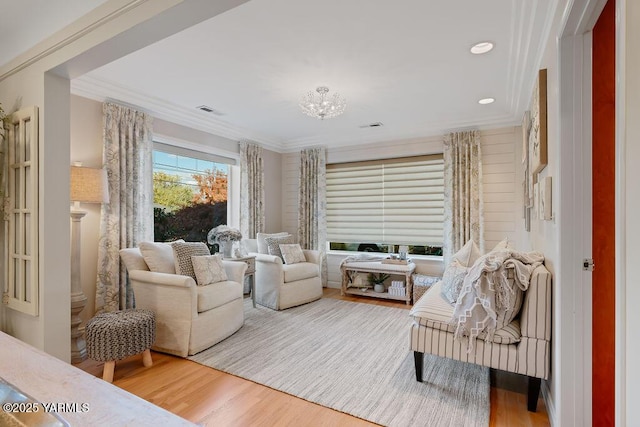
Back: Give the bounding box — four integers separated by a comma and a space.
4, 0, 556, 152
0, 0, 108, 68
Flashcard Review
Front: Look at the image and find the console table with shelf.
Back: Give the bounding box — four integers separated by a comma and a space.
340, 260, 416, 305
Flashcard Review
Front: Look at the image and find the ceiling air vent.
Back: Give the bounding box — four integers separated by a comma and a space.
359, 122, 384, 128
196, 105, 224, 116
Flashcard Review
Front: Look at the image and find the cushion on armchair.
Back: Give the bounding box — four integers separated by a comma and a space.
280, 244, 306, 264
196, 281, 243, 312
173, 242, 211, 280
191, 254, 228, 285
120, 248, 150, 272
440, 260, 468, 304
264, 235, 295, 260
441, 239, 481, 304
257, 232, 290, 254
138, 240, 184, 273
283, 262, 318, 282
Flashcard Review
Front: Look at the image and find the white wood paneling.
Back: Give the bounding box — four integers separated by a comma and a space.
481, 127, 520, 250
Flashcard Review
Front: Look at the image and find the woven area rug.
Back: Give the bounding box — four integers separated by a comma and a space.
189, 298, 489, 427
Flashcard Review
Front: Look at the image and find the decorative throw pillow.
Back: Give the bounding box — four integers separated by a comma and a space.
490, 237, 512, 253
440, 260, 469, 304
452, 239, 481, 267
191, 255, 228, 286
264, 235, 294, 260
172, 242, 211, 280
257, 232, 290, 254
280, 244, 306, 265
138, 240, 184, 274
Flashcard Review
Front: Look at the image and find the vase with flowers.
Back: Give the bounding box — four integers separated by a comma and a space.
207, 225, 242, 258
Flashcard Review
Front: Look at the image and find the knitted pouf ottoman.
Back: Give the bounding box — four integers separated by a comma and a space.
86, 309, 156, 382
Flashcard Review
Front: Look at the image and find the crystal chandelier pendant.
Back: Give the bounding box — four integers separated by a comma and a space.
300, 86, 346, 120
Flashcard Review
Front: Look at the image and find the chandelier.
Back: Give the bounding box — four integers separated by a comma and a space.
299, 86, 346, 120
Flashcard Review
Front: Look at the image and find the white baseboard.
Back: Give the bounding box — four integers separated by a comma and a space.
327, 281, 341, 289
542, 379, 557, 426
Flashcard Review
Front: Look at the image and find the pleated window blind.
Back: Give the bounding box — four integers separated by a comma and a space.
326, 155, 444, 248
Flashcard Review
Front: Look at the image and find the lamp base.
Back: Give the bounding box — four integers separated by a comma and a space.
71, 291, 88, 363
70, 209, 88, 363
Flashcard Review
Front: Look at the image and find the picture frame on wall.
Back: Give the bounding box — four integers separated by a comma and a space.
529, 69, 548, 176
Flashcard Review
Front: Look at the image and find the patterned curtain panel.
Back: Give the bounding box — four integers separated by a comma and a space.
95, 102, 153, 312
443, 130, 484, 265
239, 142, 265, 239
298, 147, 327, 286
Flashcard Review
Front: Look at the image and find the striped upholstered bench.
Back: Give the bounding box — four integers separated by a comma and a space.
409, 264, 551, 412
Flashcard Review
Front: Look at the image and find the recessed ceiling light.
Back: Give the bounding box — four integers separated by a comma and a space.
470, 41, 494, 54
478, 98, 495, 105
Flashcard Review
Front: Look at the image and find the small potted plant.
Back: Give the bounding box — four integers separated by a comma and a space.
368, 273, 390, 293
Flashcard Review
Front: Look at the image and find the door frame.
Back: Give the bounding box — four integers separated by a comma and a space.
557, 0, 607, 425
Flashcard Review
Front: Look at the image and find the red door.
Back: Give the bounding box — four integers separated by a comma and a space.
592, 0, 615, 425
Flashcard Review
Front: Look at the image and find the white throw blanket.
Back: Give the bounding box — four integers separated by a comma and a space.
452, 250, 544, 351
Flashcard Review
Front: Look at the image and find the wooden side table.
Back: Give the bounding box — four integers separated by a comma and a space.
341, 261, 416, 305
230, 255, 256, 307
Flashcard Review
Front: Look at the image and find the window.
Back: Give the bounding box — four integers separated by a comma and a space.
327, 155, 444, 256
152, 142, 233, 246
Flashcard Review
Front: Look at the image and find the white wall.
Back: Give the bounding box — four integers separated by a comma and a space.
281, 127, 525, 288
527, 0, 577, 424
262, 148, 282, 233
621, 0, 640, 422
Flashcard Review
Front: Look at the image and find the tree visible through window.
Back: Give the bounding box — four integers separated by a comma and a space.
152, 149, 229, 248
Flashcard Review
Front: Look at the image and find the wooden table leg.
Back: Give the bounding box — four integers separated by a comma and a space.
251, 275, 256, 308
405, 272, 411, 305
340, 269, 348, 296
103, 361, 115, 382
142, 349, 153, 367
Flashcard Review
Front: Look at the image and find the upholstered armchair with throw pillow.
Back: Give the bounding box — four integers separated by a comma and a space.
245, 233, 322, 310
120, 241, 247, 357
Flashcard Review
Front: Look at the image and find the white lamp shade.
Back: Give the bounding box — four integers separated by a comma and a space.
70, 166, 109, 204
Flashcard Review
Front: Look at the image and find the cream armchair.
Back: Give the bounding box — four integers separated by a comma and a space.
245, 238, 323, 310
119, 248, 247, 357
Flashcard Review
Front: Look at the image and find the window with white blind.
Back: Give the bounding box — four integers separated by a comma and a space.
326, 155, 444, 256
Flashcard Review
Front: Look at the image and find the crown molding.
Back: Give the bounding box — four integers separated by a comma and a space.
71, 75, 287, 153
281, 114, 520, 152
0, 0, 152, 81
72, 73, 521, 154
506, 0, 558, 119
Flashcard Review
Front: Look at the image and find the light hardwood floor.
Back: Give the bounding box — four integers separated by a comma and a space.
75, 289, 550, 426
